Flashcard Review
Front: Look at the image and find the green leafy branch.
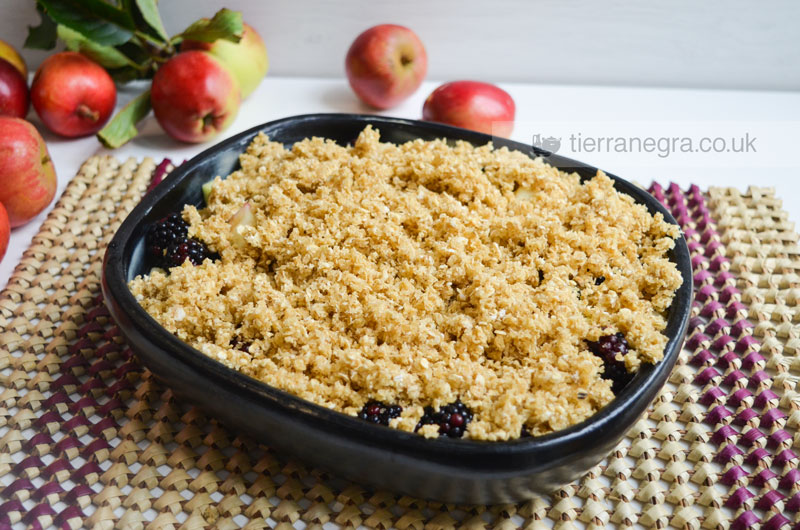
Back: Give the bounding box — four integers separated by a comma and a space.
26, 0, 244, 148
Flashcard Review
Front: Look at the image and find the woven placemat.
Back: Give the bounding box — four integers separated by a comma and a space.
1, 158, 799, 529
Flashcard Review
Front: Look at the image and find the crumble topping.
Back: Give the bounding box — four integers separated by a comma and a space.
130, 126, 682, 440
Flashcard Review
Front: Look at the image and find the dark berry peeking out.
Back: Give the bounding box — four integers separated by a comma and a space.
588, 332, 628, 360
358, 401, 403, 426
415, 399, 474, 438
165, 238, 211, 267
595, 276, 605, 285
146, 213, 188, 259
602, 361, 634, 394
587, 332, 634, 394
146, 213, 215, 269
520, 425, 532, 438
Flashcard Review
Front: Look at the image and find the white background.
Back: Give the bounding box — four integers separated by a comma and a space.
4, 0, 800, 90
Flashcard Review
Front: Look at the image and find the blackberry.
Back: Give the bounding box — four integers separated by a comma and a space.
165, 238, 210, 266
603, 362, 633, 394
358, 401, 402, 426
146, 213, 188, 259
520, 425, 532, 438
595, 276, 605, 285
588, 332, 629, 360
415, 399, 473, 438
587, 332, 634, 394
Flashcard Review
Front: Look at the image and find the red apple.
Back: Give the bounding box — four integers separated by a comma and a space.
181, 22, 269, 99
345, 24, 427, 109
31, 51, 116, 138
0, 202, 9, 262
150, 51, 240, 143
0, 39, 27, 79
0, 58, 29, 118
0, 117, 57, 227
422, 81, 515, 137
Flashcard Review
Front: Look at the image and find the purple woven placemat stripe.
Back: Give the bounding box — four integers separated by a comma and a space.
650, 182, 797, 529
3, 164, 798, 528
0, 159, 158, 529
1, 274, 130, 527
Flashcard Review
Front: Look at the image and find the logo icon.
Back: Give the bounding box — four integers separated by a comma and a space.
532, 134, 561, 154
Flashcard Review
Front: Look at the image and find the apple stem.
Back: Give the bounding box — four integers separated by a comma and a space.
77, 104, 100, 123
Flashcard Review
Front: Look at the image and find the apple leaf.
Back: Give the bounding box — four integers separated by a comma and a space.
25, 5, 58, 50
97, 89, 152, 149
174, 8, 243, 44
133, 0, 169, 42
26, 1, 246, 84
37, 0, 135, 47
57, 25, 141, 69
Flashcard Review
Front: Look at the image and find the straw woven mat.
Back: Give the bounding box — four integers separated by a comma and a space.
1, 156, 799, 530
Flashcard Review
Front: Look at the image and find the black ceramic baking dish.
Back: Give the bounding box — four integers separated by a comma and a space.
102, 113, 693, 504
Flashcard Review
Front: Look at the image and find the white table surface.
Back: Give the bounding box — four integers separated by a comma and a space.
2, 77, 799, 289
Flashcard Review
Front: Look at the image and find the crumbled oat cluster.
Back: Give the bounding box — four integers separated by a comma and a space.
130, 126, 682, 440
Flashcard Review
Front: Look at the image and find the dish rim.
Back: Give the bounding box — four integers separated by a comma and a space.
103, 113, 693, 459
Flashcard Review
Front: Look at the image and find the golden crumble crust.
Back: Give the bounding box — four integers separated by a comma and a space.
130, 126, 682, 441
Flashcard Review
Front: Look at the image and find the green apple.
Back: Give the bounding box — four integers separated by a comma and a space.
182, 23, 268, 99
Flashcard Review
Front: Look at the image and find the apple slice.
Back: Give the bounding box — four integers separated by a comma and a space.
514, 187, 536, 201
228, 202, 254, 247
202, 180, 214, 204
